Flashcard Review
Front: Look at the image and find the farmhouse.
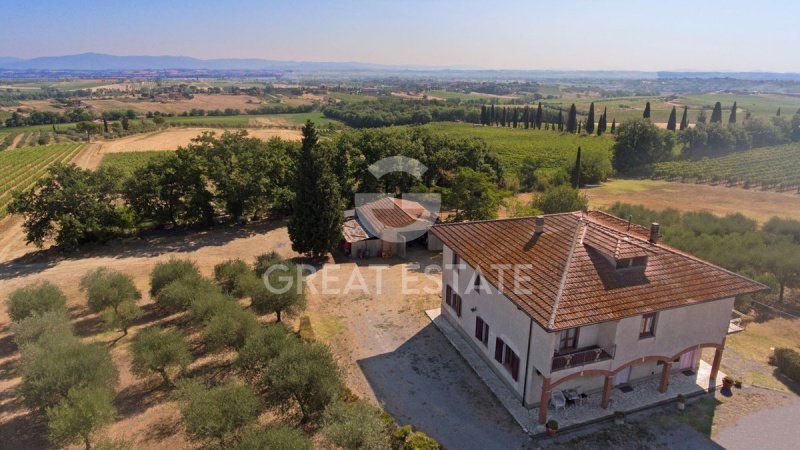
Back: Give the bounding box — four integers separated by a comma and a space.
342, 197, 441, 258
430, 210, 767, 425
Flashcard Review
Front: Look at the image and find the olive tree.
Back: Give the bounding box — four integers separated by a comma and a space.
202, 302, 260, 351
231, 425, 311, 450
236, 323, 295, 376
80, 268, 142, 335
264, 341, 343, 422
176, 381, 261, 445
7, 281, 67, 322
322, 400, 392, 450
46, 386, 116, 450
156, 275, 218, 313
214, 259, 261, 298
11, 309, 73, 348
149, 258, 201, 297
251, 262, 306, 322
130, 327, 191, 386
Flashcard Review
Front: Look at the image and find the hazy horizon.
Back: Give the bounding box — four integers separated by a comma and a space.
2, 0, 799, 72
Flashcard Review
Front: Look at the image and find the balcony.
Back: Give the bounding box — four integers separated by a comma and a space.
552, 345, 616, 372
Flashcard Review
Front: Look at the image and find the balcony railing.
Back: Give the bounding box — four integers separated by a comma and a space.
552, 345, 616, 372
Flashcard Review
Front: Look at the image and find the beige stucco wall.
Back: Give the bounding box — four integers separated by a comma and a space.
439, 244, 734, 406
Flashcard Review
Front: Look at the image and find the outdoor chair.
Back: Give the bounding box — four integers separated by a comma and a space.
550, 389, 567, 412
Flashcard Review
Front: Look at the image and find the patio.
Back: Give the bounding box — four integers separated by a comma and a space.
427, 307, 726, 435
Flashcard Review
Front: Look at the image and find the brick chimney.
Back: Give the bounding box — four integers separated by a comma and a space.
649, 223, 661, 244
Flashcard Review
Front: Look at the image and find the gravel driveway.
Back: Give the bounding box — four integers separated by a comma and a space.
307, 250, 532, 450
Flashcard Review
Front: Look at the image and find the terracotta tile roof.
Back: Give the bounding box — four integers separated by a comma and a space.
430, 211, 768, 331
355, 197, 433, 238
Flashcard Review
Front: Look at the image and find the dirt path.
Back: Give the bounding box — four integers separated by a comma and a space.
7, 133, 24, 150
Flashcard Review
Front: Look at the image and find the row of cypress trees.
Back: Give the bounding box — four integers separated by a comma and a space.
480, 102, 616, 136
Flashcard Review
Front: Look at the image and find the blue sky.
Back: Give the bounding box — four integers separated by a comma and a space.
2, 0, 799, 71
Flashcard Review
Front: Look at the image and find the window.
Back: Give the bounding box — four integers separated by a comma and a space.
640, 313, 656, 338
494, 337, 519, 380
616, 256, 648, 270
474, 273, 482, 289
558, 327, 579, 352
445, 285, 452, 306
452, 293, 462, 317
475, 316, 489, 346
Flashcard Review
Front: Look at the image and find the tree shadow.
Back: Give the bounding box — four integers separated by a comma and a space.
0, 354, 19, 380
0, 409, 49, 450
0, 332, 17, 359
0, 219, 287, 282
114, 380, 173, 419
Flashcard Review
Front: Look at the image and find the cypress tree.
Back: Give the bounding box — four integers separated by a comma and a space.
287, 121, 344, 258
585, 103, 595, 134
577, 121, 582, 134
501, 108, 507, 127
710, 102, 722, 123
666, 106, 677, 131
490, 104, 496, 125
571, 147, 582, 188
679, 106, 689, 130
729, 102, 737, 124
558, 110, 564, 131
480, 105, 486, 125
597, 111, 606, 136
535, 102, 543, 129
524, 106, 530, 129
103, 119, 109, 134
512, 108, 518, 128
566, 104, 577, 133
643, 102, 651, 119
777, 107, 781, 117
610, 119, 616, 134
600, 107, 608, 133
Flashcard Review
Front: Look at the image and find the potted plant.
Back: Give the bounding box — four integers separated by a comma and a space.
722, 376, 734, 389
614, 411, 626, 425
546, 419, 559, 437
734, 377, 743, 388
676, 394, 686, 411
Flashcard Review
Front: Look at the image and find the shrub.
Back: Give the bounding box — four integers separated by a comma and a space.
253, 251, 283, 278
264, 341, 343, 422
176, 380, 261, 444
19, 338, 118, 410
156, 275, 217, 313
236, 323, 295, 375
150, 258, 201, 297
203, 302, 260, 351
403, 431, 440, 450
774, 347, 800, 383
231, 424, 312, 450
7, 281, 67, 322
80, 268, 142, 334
392, 425, 413, 449
214, 259, 261, 298
251, 262, 306, 322
130, 327, 191, 386
187, 292, 229, 323
531, 185, 588, 214
46, 386, 116, 450
322, 400, 392, 450
11, 309, 73, 348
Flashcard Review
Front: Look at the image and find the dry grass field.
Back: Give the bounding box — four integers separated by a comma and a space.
83, 94, 264, 114
581, 179, 800, 224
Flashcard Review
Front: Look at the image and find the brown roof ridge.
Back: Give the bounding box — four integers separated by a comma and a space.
585, 211, 768, 292
434, 212, 578, 228
547, 219, 584, 329
584, 220, 654, 253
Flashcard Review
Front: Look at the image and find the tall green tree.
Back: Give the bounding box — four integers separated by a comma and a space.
80, 268, 142, 336
46, 386, 116, 450
679, 106, 689, 130
610, 119, 616, 134
130, 327, 191, 386
446, 168, 504, 221
566, 104, 577, 133
611, 119, 676, 172
288, 121, 344, 258
643, 102, 651, 119
535, 102, 543, 129
666, 106, 677, 131
777, 107, 781, 116
558, 110, 564, 131
585, 103, 595, 134
9, 164, 125, 249
598, 107, 608, 135
729, 101, 737, 124
571, 147, 582, 188
710, 102, 723, 123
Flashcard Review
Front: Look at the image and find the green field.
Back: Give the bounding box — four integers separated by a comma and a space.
677, 93, 800, 119
100, 151, 172, 177
425, 90, 519, 103
326, 92, 375, 102
417, 122, 615, 173
0, 143, 84, 217
652, 143, 800, 190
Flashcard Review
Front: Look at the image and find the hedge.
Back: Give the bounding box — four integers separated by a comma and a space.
774, 347, 800, 383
